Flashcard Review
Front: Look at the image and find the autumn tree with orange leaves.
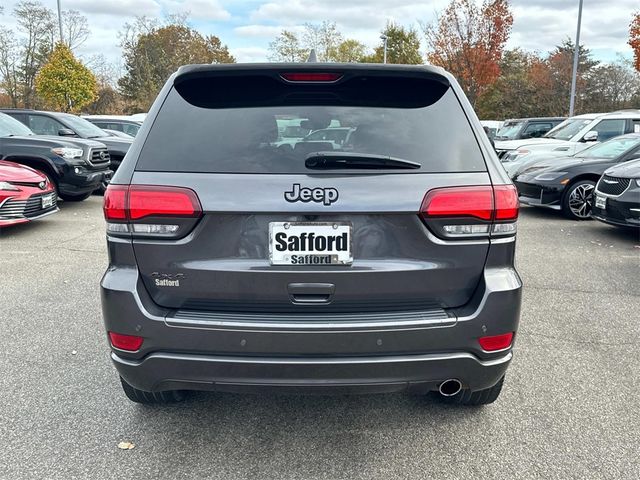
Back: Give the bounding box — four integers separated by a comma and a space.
630, 12, 640, 72
423, 0, 513, 106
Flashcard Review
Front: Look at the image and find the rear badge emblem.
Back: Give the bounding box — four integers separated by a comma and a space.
284, 184, 339, 206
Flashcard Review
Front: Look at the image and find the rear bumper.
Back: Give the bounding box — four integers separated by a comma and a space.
112, 350, 512, 394
101, 258, 522, 394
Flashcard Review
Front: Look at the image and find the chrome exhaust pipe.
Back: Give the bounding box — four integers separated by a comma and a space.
438, 379, 462, 397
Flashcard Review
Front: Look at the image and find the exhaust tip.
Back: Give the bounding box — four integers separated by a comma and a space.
439, 379, 462, 397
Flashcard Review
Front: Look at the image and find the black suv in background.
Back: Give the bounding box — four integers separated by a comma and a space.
1, 110, 132, 177
495, 117, 566, 144
102, 64, 521, 406
0, 113, 111, 201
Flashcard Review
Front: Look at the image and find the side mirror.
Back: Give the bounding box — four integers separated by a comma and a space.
583, 131, 598, 142
58, 128, 76, 137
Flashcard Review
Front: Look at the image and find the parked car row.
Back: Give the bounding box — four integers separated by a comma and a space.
0, 110, 144, 228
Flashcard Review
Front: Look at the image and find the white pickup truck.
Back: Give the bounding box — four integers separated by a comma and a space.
496, 112, 640, 178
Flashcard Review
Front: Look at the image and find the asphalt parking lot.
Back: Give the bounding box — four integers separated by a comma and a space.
1, 197, 639, 480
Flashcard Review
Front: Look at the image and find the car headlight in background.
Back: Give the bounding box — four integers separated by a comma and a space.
0, 181, 20, 191
533, 172, 568, 182
636, 179, 640, 187
51, 147, 83, 159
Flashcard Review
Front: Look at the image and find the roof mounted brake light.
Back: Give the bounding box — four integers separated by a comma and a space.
280, 72, 343, 83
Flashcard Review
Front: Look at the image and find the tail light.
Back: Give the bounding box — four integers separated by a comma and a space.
478, 332, 514, 352
104, 185, 202, 238
420, 185, 518, 239
108, 332, 144, 352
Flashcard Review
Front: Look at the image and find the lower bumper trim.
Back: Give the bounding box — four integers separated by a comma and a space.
113, 350, 512, 394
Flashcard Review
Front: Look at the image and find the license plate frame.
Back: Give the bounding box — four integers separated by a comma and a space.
269, 222, 353, 266
41, 193, 55, 209
595, 194, 606, 210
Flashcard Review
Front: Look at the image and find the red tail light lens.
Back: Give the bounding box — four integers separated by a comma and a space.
493, 185, 519, 220
103, 185, 202, 237
280, 72, 343, 82
108, 332, 144, 351
103, 185, 128, 220
478, 332, 514, 351
421, 186, 494, 221
128, 186, 201, 220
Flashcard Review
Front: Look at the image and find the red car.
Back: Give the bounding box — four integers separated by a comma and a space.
0, 160, 58, 227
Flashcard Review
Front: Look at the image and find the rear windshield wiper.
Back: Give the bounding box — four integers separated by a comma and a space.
305, 152, 421, 170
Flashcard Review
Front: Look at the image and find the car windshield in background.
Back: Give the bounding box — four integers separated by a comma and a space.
575, 136, 640, 159
60, 114, 109, 138
0, 113, 34, 137
137, 87, 486, 174
544, 119, 592, 141
495, 122, 523, 140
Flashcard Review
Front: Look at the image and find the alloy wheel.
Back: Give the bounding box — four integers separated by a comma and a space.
568, 183, 594, 219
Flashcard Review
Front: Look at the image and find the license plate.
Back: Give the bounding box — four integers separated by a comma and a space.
269, 222, 353, 266
595, 195, 606, 210
41, 193, 55, 209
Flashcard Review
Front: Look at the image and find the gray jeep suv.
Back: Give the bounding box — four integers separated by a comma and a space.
101, 64, 522, 406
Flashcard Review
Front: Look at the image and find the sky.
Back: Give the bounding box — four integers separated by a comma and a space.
1, 0, 637, 70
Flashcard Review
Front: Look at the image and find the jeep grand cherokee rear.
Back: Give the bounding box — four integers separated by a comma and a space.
101, 64, 522, 406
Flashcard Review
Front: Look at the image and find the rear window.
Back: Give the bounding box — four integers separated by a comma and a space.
137, 74, 486, 174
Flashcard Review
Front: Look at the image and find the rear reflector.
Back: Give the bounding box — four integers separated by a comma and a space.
280, 72, 343, 82
421, 186, 494, 221
108, 332, 143, 351
478, 333, 514, 351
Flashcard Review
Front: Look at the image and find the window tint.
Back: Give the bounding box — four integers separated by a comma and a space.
137, 87, 486, 174
576, 136, 640, 159
0, 113, 33, 137
122, 123, 140, 136
523, 122, 552, 138
590, 119, 626, 142
495, 122, 523, 140
28, 115, 66, 136
545, 118, 592, 141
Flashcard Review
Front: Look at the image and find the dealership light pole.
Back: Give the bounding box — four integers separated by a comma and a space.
380, 34, 388, 64
569, 0, 584, 117
56, 0, 64, 44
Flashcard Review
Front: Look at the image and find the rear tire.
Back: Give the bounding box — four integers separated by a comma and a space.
119, 377, 185, 404
561, 179, 595, 220
435, 376, 504, 406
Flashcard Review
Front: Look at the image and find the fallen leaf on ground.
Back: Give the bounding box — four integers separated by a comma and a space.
118, 442, 135, 450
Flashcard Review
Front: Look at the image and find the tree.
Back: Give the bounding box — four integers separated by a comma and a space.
303, 21, 343, 62
583, 58, 640, 112
423, 0, 513, 106
35, 43, 97, 112
85, 54, 125, 114
475, 49, 541, 119
62, 10, 90, 51
118, 18, 235, 111
362, 23, 423, 64
268, 30, 308, 62
14, 0, 56, 108
0, 29, 21, 107
330, 39, 367, 63
630, 12, 640, 72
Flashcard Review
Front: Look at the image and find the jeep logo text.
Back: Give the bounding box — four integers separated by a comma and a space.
284, 184, 339, 206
